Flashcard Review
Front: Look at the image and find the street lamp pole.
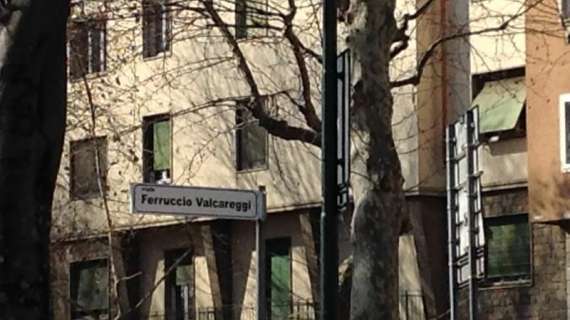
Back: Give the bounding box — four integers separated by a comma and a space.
320, 0, 338, 318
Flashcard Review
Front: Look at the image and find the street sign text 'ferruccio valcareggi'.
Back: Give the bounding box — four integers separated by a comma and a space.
130, 183, 262, 220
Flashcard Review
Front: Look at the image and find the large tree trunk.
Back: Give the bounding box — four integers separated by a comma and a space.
0, 1, 69, 318
348, 0, 405, 319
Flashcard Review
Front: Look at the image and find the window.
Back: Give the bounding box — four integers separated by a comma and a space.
70, 137, 107, 199
266, 238, 291, 320
560, 94, 570, 171
561, 0, 570, 20
165, 249, 194, 320
142, 0, 171, 58
70, 259, 109, 320
235, 0, 269, 39
69, 19, 106, 79
143, 115, 171, 183
471, 68, 526, 140
484, 214, 531, 282
236, 103, 267, 171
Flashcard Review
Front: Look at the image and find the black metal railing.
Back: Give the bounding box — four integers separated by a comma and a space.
196, 301, 317, 320
193, 294, 425, 320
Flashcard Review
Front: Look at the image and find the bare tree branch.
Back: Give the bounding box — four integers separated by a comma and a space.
391, 1, 540, 88
283, 0, 321, 132
202, 0, 321, 147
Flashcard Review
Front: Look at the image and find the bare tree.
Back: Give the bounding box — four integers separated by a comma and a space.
0, 0, 70, 318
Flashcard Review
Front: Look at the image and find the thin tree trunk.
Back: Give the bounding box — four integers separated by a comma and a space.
348, 0, 405, 319
0, 1, 69, 318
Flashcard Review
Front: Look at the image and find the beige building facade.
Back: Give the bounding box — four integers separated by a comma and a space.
51, 0, 542, 318
51, 0, 429, 319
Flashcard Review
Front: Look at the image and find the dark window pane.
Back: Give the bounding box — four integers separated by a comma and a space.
485, 214, 531, 280
163, 6, 172, 51
70, 260, 109, 318
89, 22, 105, 73
235, 0, 247, 39
69, 23, 89, 79
70, 137, 107, 199
165, 249, 193, 320
236, 103, 267, 171
143, 0, 170, 57
235, 0, 268, 39
69, 20, 106, 79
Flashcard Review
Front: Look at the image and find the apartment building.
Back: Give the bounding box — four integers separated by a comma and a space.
50, 0, 430, 319
52, 0, 570, 318
52, 1, 325, 319
414, 0, 564, 318
429, 0, 570, 318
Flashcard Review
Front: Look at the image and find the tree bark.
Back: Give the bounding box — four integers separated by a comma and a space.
348, 0, 405, 319
0, 1, 69, 318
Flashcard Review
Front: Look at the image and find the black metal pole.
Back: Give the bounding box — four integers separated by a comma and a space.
256, 186, 267, 320
466, 111, 479, 320
445, 126, 458, 320
320, 0, 337, 317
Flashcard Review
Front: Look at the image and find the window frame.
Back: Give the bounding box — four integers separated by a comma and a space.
142, 0, 172, 59
471, 67, 526, 142
164, 248, 194, 320
235, 101, 269, 172
142, 114, 172, 183
482, 213, 532, 286
70, 136, 108, 200
234, 0, 269, 40
560, 94, 570, 172
69, 259, 110, 320
561, 0, 570, 20
265, 238, 292, 320
68, 18, 107, 80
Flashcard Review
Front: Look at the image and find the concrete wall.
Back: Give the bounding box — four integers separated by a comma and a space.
480, 137, 528, 189
470, 0, 526, 74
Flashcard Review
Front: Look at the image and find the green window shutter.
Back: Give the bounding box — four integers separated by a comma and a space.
268, 240, 291, 320
486, 215, 530, 279
153, 120, 171, 171
472, 77, 525, 134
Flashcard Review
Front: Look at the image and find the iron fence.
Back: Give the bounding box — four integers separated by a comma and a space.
196, 301, 315, 320
192, 294, 424, 320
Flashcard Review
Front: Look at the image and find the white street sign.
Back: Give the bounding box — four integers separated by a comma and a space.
130, 183, 263, 220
